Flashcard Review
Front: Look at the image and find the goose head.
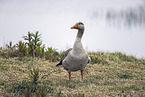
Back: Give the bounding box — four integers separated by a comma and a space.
71, 22, 84, 31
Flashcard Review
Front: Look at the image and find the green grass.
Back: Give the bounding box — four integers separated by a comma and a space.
0, 52, 145, 96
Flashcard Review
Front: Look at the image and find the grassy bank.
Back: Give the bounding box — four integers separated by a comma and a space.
0, 52, 145, 96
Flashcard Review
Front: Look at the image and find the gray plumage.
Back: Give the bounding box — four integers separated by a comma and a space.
56, 22, 90, 82
62, 48, 72, 61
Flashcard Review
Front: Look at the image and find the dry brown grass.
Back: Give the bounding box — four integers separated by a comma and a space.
0, 52, 145, 96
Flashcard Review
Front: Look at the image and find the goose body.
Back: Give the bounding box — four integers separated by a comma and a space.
62, 39, 88, 72
56, 22, 90, 82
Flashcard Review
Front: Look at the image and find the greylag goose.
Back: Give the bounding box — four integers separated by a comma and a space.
56, 22, 90, 82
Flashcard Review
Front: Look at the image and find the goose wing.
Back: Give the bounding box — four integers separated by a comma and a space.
56, 48, 72, 66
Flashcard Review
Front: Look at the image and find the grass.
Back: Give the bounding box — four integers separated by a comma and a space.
0, 52, 145, 96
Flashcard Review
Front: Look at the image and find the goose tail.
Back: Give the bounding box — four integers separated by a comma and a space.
56, 60, 62, 67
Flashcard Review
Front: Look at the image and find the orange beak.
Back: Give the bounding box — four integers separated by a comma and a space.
71, 23, 77, 29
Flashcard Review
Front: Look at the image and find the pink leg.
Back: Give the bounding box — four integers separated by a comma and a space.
81, 71, 83, 81
68, 73, 71, 82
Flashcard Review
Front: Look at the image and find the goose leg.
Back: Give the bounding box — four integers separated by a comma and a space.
68, 72, 71, 82
81, 71, 83, 81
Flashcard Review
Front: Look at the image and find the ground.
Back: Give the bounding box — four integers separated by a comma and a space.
0, 54, 145, 96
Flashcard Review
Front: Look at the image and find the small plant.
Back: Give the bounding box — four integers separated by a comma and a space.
16, 41, 27, 55
6, 41, 15, 50
16, 41, 27, 60
45, 47, 60, 62
35, 87, 46, 97
40, 87, 45, 97
36, 45, 45, 58
56, 89, 61, 97
30, 67, 40, 85
23, 32, 34, 57
23, 31, 42, 57
1, 42, 17, 58
25, 83, 30, 97
31, 31, 42, 57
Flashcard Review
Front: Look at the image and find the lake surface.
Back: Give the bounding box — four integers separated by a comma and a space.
0, 0, 144, 58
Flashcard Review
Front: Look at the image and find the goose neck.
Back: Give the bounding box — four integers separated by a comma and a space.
76, 29, 84, 41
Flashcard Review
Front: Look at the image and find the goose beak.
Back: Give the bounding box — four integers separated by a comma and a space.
71, 23, 77, 29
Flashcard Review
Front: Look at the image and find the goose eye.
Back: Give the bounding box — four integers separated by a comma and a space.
78, 23, 84, 26
79, 23, 83, 25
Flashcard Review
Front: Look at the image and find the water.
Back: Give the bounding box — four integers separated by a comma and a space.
0, 0, 144, 58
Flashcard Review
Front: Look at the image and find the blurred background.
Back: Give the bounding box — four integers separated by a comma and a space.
0, 0, 145, 58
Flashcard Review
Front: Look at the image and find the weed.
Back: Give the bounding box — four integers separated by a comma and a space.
45, 47, 60, 62
30, 67, 40, 85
